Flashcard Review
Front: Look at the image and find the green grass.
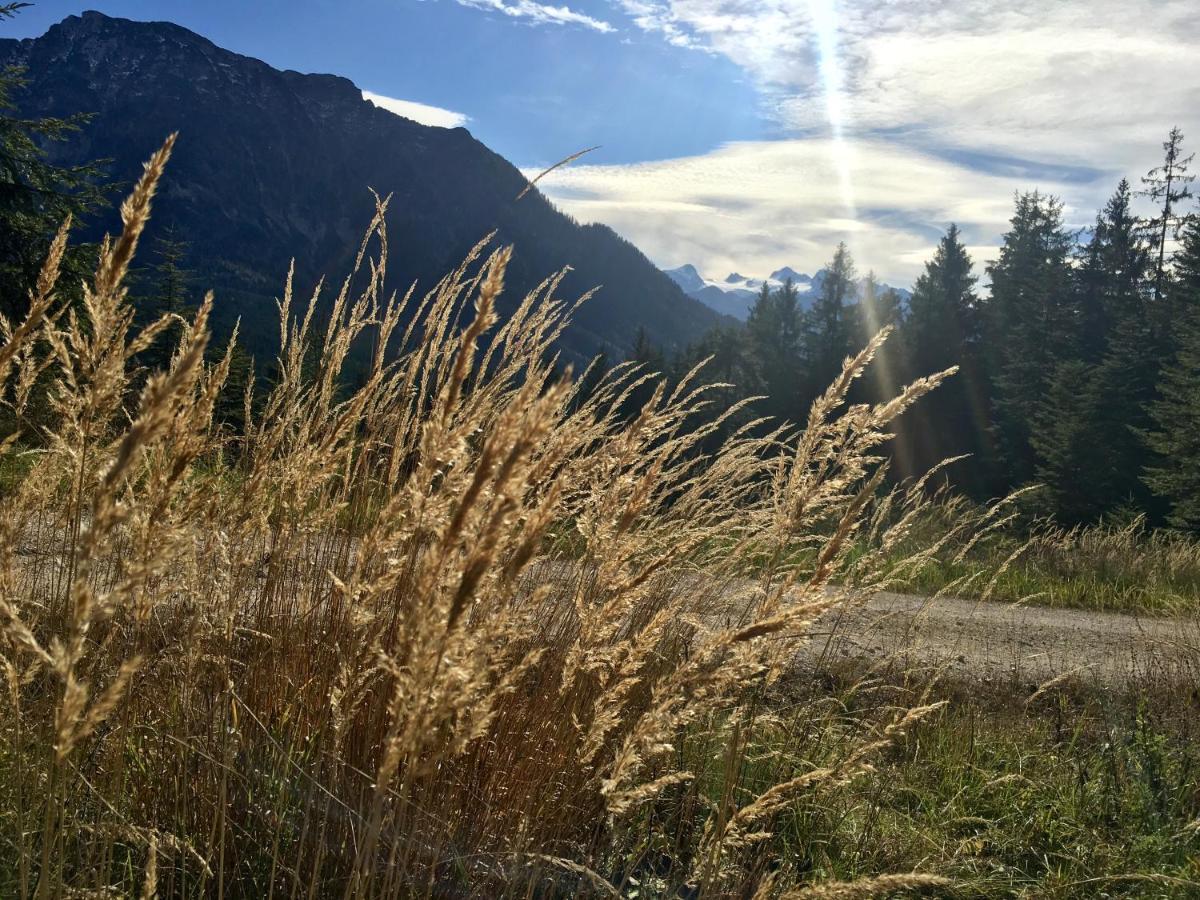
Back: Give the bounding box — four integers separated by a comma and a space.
899, 555, 1199, 616
881, 507, 1200, 616
843, 701, 1199, 896
664, 678, 1200, 898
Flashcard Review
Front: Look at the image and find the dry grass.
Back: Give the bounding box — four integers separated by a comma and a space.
0, 141, 1097, 898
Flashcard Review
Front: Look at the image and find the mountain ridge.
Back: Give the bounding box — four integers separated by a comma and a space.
0, 11, 724, 363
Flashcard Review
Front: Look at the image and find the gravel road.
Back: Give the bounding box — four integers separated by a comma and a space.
799, 590, 1199, 689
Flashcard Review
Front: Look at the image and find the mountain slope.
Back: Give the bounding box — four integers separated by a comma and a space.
0, 11, 723, 362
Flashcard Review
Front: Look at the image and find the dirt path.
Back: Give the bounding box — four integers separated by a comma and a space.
533, 560, 1198, 690
798, 591, 1199, 689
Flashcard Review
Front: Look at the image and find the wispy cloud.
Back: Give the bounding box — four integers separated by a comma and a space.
529, 138, 1108, 286
362, 90, 470, 128
534, 0, 1199, 283
611, 0, 1200, 170
455, 0, 614, 32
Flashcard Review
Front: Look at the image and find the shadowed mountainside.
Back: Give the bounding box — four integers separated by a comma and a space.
0, 11, 724, 364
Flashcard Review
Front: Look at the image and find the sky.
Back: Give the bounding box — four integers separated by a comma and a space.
7, 0, 1200, 286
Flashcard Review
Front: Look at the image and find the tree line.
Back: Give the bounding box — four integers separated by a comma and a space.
633, 129, 1200, 531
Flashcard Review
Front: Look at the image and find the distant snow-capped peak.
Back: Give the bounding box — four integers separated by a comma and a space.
664, 262, 910, 322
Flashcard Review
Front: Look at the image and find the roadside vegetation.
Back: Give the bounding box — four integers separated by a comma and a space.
892, 503, 1200, 616
1, 144, 1197, 899
762, 670, 1200, 897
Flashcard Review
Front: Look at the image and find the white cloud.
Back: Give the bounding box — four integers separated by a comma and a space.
612, 0, 1200, 171
362, 90, 470, 128
532, 0, 1199, 284
456, 0, 614, 32
528, 137, 1113, 286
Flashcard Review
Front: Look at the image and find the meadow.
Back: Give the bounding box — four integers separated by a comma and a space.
1, 140, 1197, 898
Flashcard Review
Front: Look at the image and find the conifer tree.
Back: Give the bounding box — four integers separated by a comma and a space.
1040, 181, 1157, 518
906, 224, 978, 374
138, 229, 196, 372
1031, 359, 1105, 523
745, 279, 804, 423
149, 228, 194, 317
852, 270, 903, 348
1085, 186, 1157, 517
805, 242, 855, 397
897, 225, 991, 489
623, 326, 666, 417
1143, 217, 1200, 530
1076, 180, 1149, 361
984, 192, 1077, 488
1139, 127, 1195, 305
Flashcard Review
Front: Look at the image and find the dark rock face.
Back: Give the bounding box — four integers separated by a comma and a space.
1, 11, 721, 362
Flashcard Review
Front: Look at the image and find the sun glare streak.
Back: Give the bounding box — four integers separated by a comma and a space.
806, 0, 905, 409
807, 0, 857, 221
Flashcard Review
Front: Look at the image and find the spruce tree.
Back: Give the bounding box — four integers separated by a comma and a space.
138, 229, 196, 372
852, 270, 903, 348
1076, 180, 1149, 362
1048, 181, 1156, 519
1139, 127, 1195, 305
623, 326, 666, 417
1142, 217, 1200, 530
897, 225, 992, 490
805, 242, 855, 398
1087, 185, 1157, 517
906, 224, 978, 374
984, 192, 1077, 489
1031, 359, 1105, 523
745, 279, 804, 423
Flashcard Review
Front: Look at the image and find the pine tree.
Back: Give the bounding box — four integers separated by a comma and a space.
984, 192, 1077, 488
1139, 127, 1195, 305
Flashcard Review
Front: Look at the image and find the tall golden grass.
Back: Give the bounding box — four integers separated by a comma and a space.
0, 139, 993, 897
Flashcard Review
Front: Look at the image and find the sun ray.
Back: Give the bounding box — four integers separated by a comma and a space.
807, 0, 857, 221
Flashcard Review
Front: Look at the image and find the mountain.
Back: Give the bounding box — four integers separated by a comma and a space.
0, 12, 723, 364
662, 264, 705, 294
665, 265, 814, 320
769, 266, 810, 285
666, 263, 910, 321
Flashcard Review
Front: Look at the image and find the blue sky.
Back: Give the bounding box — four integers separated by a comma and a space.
8, 1, 1200, 285
5, 0, 771, 164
